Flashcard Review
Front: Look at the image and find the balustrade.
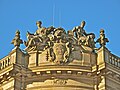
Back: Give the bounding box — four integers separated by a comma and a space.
0, 56, 12, 70
108, 53, 120, 68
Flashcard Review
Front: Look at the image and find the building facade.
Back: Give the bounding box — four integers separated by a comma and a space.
0, 21, 120, 90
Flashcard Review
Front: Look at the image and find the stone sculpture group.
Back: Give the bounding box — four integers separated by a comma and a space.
11, 21, 109, 65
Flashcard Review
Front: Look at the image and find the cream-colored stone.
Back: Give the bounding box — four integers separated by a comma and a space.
0, 21, 120, 90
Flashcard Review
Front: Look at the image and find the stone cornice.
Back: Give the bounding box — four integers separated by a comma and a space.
0, 64, 13, 76
26, 85, 93, 90
106, 63, 120, 74
29, 65, 93, 72
106, 68, 120, 83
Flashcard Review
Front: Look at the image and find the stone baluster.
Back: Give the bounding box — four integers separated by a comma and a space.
109, 55, 112, 64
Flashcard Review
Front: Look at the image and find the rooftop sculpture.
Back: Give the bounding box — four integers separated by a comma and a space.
1, 21, 120, 90
11, 21, 109, 65
96, 29, 109, 47
11, 30, 23, 47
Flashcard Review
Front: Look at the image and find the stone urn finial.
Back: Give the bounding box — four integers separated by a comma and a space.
11, 30, 23, 47
96, 29, 109, 47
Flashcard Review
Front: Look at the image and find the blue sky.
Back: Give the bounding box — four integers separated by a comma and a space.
0, 0, 120, 58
